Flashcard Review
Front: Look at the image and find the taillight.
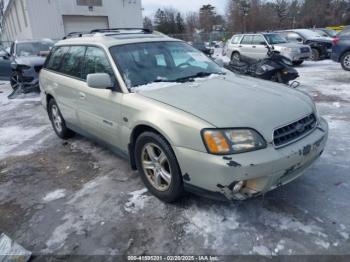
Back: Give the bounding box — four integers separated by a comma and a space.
333, 37, 340, 46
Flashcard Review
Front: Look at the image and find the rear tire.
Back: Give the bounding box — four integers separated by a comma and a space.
134, 132, 183, 203
292, 60, 304, 66
231, 52, 241, 62
340, 51, 350, 71
311, 48, 320, 61
48, 99, 75, 139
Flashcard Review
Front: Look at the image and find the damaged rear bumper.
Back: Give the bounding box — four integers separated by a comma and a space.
174, 117, 328, 201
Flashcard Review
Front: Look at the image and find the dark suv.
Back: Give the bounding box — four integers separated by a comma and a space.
8, 39, 54, 89
278, 29, 333, 61
332, 29, 350, 71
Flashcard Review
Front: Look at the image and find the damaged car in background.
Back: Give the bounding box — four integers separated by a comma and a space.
39, 29, 329, 202
7, 39, 54, 97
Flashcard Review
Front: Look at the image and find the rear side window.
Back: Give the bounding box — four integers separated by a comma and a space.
60, 46, 86, 79
241, 35, 253, 45
82, 46, 114, 80
46, 46, 69, 71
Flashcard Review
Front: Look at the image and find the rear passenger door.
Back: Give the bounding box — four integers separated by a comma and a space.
251, 35, 268, 59
77, 46, 123, 148
43, 46, 84, 126
239, 35, 254, 58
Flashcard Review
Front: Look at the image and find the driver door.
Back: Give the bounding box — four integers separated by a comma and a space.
76, 46, 123, 148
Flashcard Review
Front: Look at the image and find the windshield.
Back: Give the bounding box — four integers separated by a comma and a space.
265, 34, 288, 44
296, 29, 323, 39
16, 40, 54, 57
110, 41, 224, 89
324, 29, 337, 37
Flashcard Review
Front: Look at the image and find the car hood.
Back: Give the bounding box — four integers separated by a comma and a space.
138, 74, 314, 142
15, 56, 46, 66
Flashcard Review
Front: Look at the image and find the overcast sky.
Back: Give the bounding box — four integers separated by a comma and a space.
142, 0, 228, 17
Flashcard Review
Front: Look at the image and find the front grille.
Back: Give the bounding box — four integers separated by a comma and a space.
34, 65, 43, 73
300, 47, 310, 53
273, 114, 317, 148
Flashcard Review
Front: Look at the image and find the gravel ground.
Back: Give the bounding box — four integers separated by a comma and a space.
0, 59, 349, 258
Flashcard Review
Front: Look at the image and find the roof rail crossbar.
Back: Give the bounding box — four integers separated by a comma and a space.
62, 32, 90, 40
90, 28, 153, 34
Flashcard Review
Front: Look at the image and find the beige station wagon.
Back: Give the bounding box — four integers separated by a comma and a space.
39, 29, 329, 202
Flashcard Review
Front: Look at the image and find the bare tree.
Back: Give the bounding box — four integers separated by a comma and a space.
185, 12, 200, 33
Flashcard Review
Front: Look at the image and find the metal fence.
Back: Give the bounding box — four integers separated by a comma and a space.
168, 32, 231, 43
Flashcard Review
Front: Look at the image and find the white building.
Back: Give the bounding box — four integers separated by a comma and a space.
0, 0, 143, 41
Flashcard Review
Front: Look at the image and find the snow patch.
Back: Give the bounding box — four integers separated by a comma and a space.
124, 188, 150, 213
0, 125, 48, 160
253, 245, 271, 256
184, 204, 240, 248
315, 239, 330, 249
43, 189, 66, 202
130, 82, 180, 93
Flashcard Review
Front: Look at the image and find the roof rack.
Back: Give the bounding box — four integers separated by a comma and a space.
62, 32, 90, 40
90, 28, 153, 34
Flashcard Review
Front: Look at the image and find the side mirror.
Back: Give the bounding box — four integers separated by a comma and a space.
296, 38, 303, 43
260, 41, 268, 46
87, 73, 113, 89
214, 58, 224, 67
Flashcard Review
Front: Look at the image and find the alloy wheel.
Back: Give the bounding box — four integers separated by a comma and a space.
343, 54, 350, 69
51, 105, 63, 133
141, 143, 172, 192
10, 73, 21, 90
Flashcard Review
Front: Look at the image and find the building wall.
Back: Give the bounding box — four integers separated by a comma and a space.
1, 0, 143, 41
1, 0, 33, 41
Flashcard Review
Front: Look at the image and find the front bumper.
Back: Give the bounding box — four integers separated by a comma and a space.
282, 51, 312, 62
174, 118, 328, 201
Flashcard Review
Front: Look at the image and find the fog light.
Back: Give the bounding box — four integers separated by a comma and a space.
232, 181, 245, 193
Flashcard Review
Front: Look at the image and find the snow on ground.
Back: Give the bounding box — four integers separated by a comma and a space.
0, 59, 350, 256
43, 189, 67, 202
0, 84, 54, 160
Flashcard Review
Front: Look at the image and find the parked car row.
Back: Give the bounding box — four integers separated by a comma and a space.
331, 27, 350, 71
224, 27, 350, 71
36, 28, 328, 202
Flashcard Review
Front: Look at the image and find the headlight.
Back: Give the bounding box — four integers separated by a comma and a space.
202, 129, 267, 155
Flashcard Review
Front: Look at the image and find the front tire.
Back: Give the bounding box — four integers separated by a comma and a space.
48, 99, 75, 139
311, 48, 320, 61
134, 132, 183, 203
340, 51, 350, 71
10, 72, 21, 90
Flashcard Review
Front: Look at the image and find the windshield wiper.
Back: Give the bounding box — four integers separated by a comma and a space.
172, 72, 224, 83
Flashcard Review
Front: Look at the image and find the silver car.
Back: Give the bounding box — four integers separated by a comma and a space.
226, 33, 312, 66
39, 29, 328, 202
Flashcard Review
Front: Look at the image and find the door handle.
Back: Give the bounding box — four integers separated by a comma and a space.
238, 45, 242, 48
79, 92, 86, 100
252, 46, 256, 48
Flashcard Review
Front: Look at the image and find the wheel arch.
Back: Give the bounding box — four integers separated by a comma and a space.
128, 124, 175, 170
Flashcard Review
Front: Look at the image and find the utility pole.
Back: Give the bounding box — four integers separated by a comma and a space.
239, 0, 250, 33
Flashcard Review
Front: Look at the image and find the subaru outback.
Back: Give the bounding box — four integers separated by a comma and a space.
39, 29, 329, 202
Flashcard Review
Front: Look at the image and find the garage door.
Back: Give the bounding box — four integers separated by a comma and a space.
63, 15, 109, 34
